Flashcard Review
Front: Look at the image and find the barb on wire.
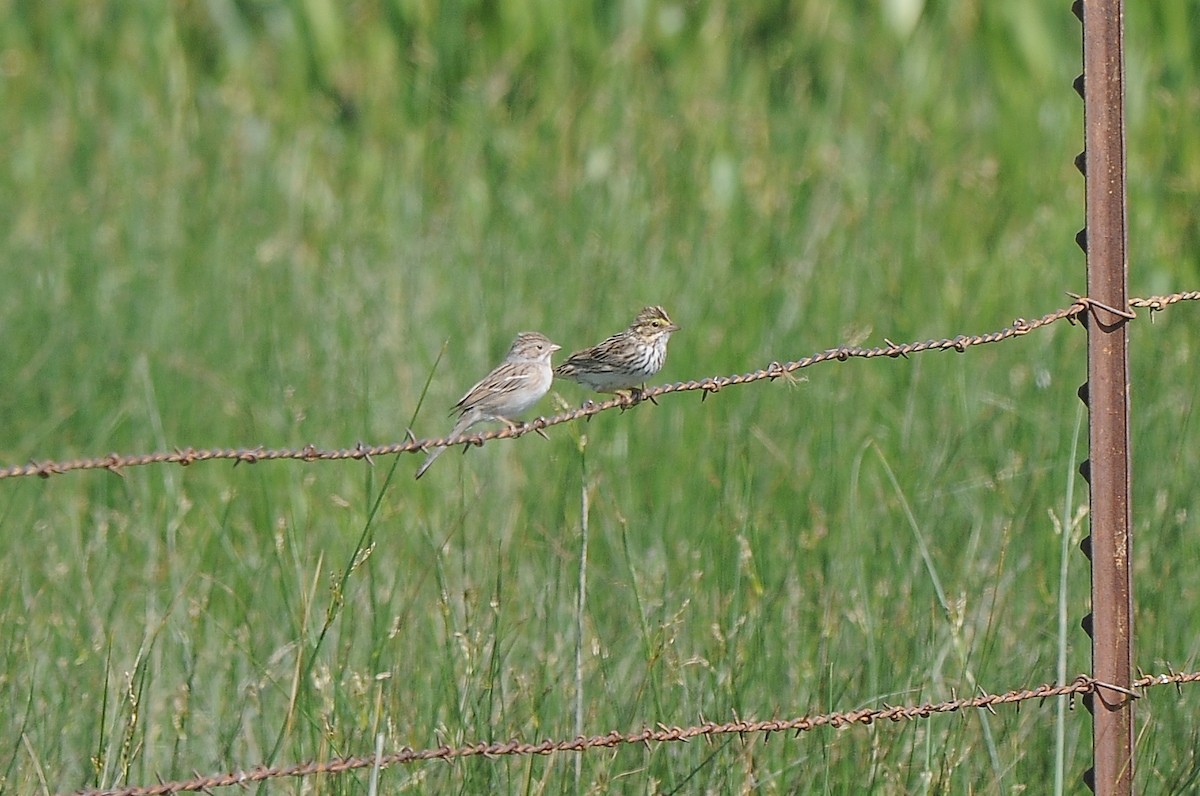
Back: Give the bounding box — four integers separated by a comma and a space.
3, 291, 1197, 482
70, 671, 1200, 796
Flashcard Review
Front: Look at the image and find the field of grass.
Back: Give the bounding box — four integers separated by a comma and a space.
2, 2, 1199, 793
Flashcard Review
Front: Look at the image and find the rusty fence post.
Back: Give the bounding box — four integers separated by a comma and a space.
1072, 0, 1134, 792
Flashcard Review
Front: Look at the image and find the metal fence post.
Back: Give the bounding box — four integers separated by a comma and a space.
1073, 0, 1134, 792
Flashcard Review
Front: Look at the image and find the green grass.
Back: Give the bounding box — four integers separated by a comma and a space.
2, 1, 1199, 793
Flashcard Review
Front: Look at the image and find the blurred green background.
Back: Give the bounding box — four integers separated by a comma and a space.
2, 1, 1199, 792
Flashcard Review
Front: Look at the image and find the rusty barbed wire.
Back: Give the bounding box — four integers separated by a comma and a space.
70, 670, 1200, 796
5, 291, 1197, 483
1129, 291, 1200, 313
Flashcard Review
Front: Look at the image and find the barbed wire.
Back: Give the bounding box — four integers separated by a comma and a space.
1130, 291, 1200, 312
70, 670, 1200, 796
5, 292, 1196, 482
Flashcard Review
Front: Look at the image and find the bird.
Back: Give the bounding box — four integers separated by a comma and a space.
553, 305, 680, 399
415, 331, 561, 479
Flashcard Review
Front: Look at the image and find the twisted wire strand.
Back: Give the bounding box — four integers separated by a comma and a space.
71, 671, 1200, 796
4, 292, 1195, 482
